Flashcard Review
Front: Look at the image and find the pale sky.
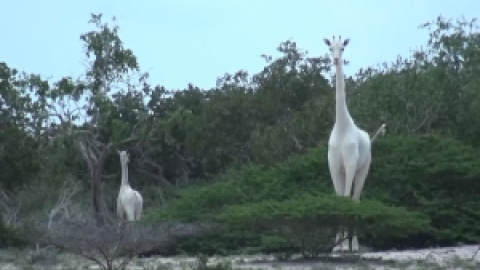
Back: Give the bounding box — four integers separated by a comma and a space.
0, 1, 477, 90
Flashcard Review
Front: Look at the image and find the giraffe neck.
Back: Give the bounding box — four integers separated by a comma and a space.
334, 60, 353, 130
121, 161, 130, 187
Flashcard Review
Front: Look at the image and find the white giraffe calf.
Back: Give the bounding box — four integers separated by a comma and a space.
117, 150, 143, 221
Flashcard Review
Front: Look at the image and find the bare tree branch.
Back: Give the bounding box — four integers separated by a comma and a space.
135, 168, 173, 189
409, 108, 431, 134
23, 213, 214, 270
283, 126, 304, 152
78, 141, 97, 176
48, 177, 81, 230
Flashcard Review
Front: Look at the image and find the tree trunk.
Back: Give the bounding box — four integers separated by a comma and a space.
91, 165, 104, 226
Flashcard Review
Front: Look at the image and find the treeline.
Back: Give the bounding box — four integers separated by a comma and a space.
1, 14, 480, 256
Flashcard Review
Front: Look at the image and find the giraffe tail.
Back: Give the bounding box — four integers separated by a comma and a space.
371, 123, 387, 143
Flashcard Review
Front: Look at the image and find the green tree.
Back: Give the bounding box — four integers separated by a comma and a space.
45, 14, 149, 224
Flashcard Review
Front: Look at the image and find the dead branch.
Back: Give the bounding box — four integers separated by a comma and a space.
23, 213, 214, 270
409, 107, 431, 134
48, 177, 82, 230
79, 140, 98, 176
135, 155, 173, 189
394, 87, 433, 134
79, 136, 138, 180
136, 169, 173, 189
283, 126, 304, 152
173, 151, 194, 166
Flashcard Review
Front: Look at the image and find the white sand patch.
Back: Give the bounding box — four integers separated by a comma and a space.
129, 245, 480, 270
1, 245, 479, 270
362, 245, 480, 263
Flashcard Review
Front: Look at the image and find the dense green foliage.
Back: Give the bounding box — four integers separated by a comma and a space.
1, 14, 480, 257
217, 194, 428, 232
149, 134, 480, 254
217, 194, 430, 257
148, 146, 330, 223
365, 134, 480, 248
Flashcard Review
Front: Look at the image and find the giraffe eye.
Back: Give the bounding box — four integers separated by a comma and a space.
341, 48, 344, 51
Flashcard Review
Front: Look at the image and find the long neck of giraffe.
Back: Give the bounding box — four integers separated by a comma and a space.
335, 59, 352, 129
120, 160, 130, 187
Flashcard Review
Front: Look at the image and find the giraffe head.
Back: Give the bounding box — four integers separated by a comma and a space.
117, 150, 130, 165
323, 36, 350, 65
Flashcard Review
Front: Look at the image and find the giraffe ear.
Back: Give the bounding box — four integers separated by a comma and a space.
343, 39, 350, 46
323, 38, 331, 46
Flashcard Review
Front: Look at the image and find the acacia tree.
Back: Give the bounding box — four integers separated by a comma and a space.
45, 14, 150, 224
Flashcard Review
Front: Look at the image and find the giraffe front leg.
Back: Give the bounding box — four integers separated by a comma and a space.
342, 146, 359, 198
342, 145, 359, 253
351, 157, 372, 252
328, 157, 347, 253
328, 150, 345, 196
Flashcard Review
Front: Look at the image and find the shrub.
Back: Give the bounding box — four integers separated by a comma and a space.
216, 193, 430, 258
365, 134, 480, 248
147, 146, 331, 223
0, 223, 26, 248
147, 134, 480, 253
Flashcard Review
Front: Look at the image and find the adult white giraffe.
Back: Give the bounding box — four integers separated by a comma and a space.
324, 36, 373, 253
117, 150, 143, 221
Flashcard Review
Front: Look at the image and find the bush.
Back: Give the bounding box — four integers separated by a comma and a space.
145, 146, 333, 255
21, 213, 211, 270
216, 193, 430, 258
0, 223, 26, 248
147, 146, 332, 223
147, 134, 480, 254
365, 134, 480, 248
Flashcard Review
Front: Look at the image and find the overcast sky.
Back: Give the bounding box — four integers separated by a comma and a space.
0, 1, 477, 90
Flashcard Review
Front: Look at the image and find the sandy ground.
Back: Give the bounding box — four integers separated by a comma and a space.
236, 245, 480, 269
0, 245, 479, 270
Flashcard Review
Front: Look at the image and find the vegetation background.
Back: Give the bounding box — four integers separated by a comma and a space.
1, 14, 480, 259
